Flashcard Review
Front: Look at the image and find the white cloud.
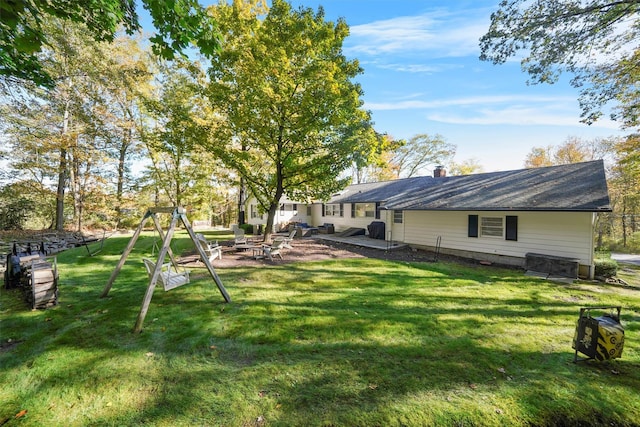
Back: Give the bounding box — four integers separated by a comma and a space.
365, 95, 576, 111
346, 9, 488, 58
365, 94, 621, 129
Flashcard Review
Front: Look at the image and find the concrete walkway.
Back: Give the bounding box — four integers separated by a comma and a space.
312, 234, 407, 251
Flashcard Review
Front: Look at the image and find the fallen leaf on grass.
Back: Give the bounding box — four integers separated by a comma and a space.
15, 410, 27, 418
469, 383, 477, 390
495, 408, 503, 414
145, 352, 154, 357
497, 367, 506, 374
368, 384, 378, 390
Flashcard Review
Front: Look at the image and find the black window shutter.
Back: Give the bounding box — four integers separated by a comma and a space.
506, 216, 518, 241
322, 204, 326, 216
375, 202, 381, 219
340, 203, 344, 217
468, 215, 478, 238
351, 203, 356, 218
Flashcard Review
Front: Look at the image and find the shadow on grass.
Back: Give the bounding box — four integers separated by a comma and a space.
1, 236, 640, 426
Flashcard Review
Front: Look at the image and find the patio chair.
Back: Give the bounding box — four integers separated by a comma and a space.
142, 258, 190, 291
234, 228, 247, 245
262, 238, 285, 261
195, 233, 222, 263
282, 228, 296, 249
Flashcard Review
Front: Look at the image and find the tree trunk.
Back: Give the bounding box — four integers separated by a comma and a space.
238, 177, 246, 225
115, 129, 130, 229
264, 202, 278, 242
55, 97, 72, 231
622, 199, 628, 247
67, 147, 82, 231
55, 146, 67, 231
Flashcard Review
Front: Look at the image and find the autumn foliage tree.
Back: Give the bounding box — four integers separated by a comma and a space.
523, 136, 613, 168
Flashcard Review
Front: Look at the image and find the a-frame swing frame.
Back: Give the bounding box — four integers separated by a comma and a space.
101, 206, 231, 333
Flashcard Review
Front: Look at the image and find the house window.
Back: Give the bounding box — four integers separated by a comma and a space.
393, 210, 403, 224
354, 203, 375, 218
280, 203, 295, 213
306, 205, 312, 216
481, 217, 503, 237
250, 204, 261, 219
324, 203, 343, 217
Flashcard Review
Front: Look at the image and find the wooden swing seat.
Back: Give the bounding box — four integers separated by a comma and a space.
142, 258, 190, 291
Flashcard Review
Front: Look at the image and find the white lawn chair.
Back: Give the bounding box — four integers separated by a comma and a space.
282, 228, 296, 249
195, 233, 222, 263
234, 228, 247, 245
142, 258, 190, 291
262, 238, 285, 261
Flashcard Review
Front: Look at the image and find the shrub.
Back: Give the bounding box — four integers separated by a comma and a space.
239, 223, 253, 234
594, 257, 618, 278
0, 197, 33, 230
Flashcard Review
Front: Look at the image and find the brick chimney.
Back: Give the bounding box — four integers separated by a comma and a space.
433, 165, 446, 178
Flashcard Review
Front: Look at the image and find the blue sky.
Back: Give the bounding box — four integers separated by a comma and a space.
140, 0, 625, 173
282, 0, 625, 172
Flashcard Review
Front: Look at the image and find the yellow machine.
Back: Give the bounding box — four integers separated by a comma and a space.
573, 306, 624, 362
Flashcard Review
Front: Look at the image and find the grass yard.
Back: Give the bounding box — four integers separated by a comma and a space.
1, 231, 640, 426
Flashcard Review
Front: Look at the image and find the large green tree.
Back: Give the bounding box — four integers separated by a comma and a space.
206, 0, 375, 239
0, 0, 219, 87
479, 0, 640, 125
391, 134, 456, 178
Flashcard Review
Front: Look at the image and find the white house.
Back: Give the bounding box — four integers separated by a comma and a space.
246, 160, 611, 278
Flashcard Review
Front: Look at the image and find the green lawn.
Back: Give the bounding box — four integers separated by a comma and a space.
1, 232, 639, 426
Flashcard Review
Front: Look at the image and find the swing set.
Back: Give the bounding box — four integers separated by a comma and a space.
100, 206, 231, 333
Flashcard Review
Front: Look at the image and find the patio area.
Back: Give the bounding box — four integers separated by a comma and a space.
311, 233, 407, 251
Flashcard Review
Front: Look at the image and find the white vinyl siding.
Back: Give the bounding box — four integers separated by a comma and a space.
246, 197, 310, 232
403, 210, 595, 265
322, 203, 389, 234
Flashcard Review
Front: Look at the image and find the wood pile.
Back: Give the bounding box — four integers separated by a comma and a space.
21, 255, 58, 309
4, 254, 58, 309
0, 230, 102, 271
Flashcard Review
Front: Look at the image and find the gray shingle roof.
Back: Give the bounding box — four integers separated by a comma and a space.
328, 160, 611, 212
